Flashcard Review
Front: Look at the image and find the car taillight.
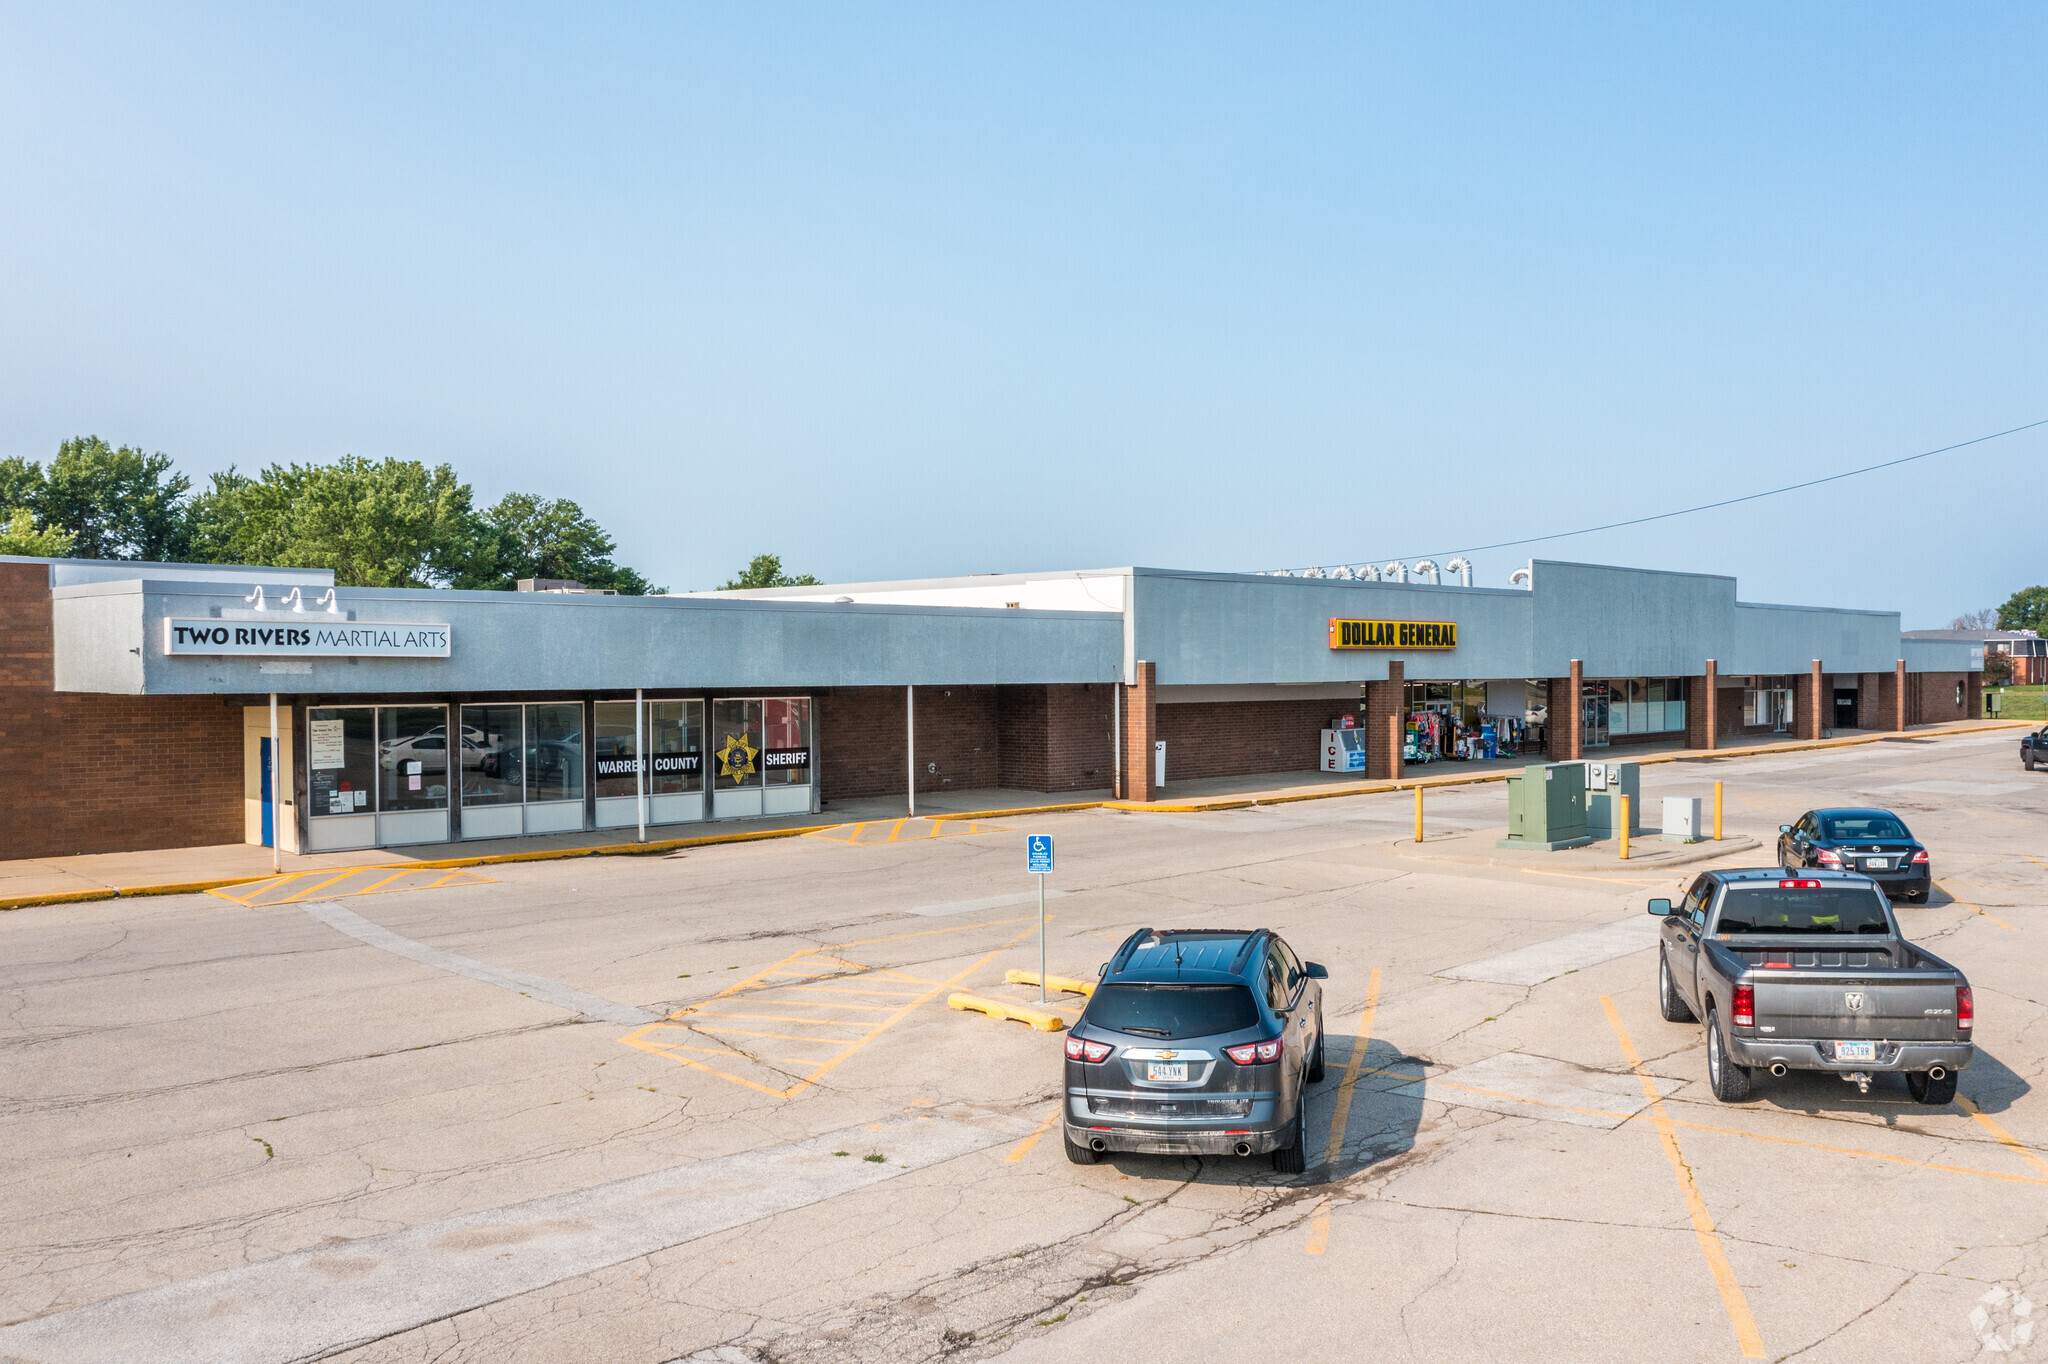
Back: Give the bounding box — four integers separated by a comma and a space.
1912, 850, 1929, 865
1815, 849, 1842, 867
1731, 984, 1755, 1028
1064, 1037, 1112, 1063
1224, 1038, 1283, 1065
1956, 986, 1973, 1032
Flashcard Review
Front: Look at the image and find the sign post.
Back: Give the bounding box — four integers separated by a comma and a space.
1026, 835, 1054, 1003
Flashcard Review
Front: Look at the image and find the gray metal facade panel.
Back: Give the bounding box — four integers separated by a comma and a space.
1901, 637, 1976, 672
56, 582, 1121, 696
1527, 562, 1736, 677
1728, 602, 1902, 676
1129, 571, 1537, 685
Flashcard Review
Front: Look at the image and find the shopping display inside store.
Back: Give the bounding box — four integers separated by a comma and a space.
1401, 680, 1546, 764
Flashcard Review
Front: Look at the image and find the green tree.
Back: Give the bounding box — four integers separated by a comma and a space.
454, 493, 661, 595
0, 508, 76, 556
1997, 586, 2048, 634
187, 456, 477, 587
0, 455, 44, 514
719, 553, 820, 590
37, 436, 192, 560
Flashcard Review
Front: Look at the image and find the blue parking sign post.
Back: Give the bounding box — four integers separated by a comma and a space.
1026, 836, 1054, 1002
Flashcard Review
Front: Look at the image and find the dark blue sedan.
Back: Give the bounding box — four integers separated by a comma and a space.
1777, 807, 1930, 902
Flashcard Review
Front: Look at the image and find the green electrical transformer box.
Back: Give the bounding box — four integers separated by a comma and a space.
1498, 763, 1594, 850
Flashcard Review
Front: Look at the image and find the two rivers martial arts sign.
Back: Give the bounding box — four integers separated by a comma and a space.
1327, 618, 1459, 650
164, 620, 452, 658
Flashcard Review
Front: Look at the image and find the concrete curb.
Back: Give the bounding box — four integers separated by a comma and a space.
2, 721, 2022, 911
1387, 833, 1764, 871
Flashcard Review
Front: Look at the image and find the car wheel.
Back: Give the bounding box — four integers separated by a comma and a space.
1906, 1070, 1959, 1106
1063, 1131, 1101, 1165
1706, 1010, 1753, 1103
1306, 1021, 1327, 1084
1270, 1102, 1307, 1174
1659, 953, 1696, 1023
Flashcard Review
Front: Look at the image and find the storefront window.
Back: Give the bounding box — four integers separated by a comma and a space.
1743, 677, 1794, 730
592, 701, 639, 799
763, 698, 812, 786
308, 706, 376, 817
647, 700, 704, 794
1604, 679, 1688, 737
461, 704, 524, 806
712, 699, 764, 789
525, 703, 584, 803
378, 706, 451, 812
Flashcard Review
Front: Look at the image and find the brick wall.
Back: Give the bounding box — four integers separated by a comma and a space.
0, 562, 245, 857
814, 685, 999, 802
1906, 672, 1971, 725
997, 684, 1113, 793
1156, 698, 1356, 782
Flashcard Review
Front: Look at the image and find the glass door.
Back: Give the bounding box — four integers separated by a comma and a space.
1581, 682, 1611, 749
711, 698, 766, 818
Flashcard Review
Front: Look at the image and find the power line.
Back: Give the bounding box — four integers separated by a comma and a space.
1260, 417, 2048, 578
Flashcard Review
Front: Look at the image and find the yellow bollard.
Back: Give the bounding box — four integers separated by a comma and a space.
1619, 795, 1630, 861
1713, 781, 1723, 840
1414, 786, 1424, 844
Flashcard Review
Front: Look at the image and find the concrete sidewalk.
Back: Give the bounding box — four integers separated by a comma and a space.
0, 718, 2025, 910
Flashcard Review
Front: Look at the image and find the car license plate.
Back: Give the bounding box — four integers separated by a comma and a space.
1146, 1063, 1188, 1082
1835, 1041, 1876, 1062
1866, 858, 1889, 871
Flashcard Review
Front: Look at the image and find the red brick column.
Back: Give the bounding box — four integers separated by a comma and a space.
1123, 661, 1158, 802
1877, 660, 1905, 731
1801, 660, 1824, 740
1968, 671, 1984, 719
1547, 660, 1584, 761
1364, 661, 1405, 779
1687, 661, 1719, 750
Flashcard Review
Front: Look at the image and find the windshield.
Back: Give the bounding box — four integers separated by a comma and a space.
1716, 887, 1893, 935
1820, 814, 1910, 841
1084, 984, 1262, 1039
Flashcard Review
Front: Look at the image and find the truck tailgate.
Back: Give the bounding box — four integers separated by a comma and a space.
1752, 972, 1960, 1041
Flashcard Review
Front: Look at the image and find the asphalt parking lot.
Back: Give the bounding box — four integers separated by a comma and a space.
2, 731, 2043, 1364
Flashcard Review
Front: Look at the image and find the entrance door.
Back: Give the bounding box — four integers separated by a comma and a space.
1834, 688, 1857, 731
260, 738, 275, 848
1581, 682, 1611, 748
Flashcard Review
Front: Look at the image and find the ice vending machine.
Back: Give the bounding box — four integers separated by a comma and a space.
1321, 728, 1367, 773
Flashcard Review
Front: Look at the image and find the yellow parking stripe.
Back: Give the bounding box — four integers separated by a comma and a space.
687, 1013, 874, 1028
275, 869, 364, 904
682, 1027, 858, 1045
1324, 968, 1381, 1166
1005, 1105, 1063, 1163
1956, 1094, 2048, 1179
1602, 997, 1765, 1359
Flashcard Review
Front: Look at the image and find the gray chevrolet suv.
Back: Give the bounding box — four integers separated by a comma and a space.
1063, 927, 1327, 1172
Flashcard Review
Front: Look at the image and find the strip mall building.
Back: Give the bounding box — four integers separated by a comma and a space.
0, 555, 1979, 860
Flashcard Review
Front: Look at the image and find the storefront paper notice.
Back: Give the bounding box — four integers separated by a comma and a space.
309, 720, 346, 769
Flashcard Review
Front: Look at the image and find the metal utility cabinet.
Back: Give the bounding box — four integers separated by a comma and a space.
1583, 760, 1640, 838
1499, 763, 1593, 850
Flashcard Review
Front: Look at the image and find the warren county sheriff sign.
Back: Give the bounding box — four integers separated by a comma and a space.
1327, 618, 1458, 650
164, 619, 452, 659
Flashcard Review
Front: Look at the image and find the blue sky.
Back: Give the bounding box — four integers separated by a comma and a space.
2, 4, 2041, 622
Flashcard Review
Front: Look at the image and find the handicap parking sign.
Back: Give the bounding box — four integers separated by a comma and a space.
1026, 835, 1054, 874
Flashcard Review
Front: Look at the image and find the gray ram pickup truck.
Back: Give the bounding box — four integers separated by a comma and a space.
1653, 867, 1974, 1105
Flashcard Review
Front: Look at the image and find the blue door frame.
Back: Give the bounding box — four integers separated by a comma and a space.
260, 737, 275, 848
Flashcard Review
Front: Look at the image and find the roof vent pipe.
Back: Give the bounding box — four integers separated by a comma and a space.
1412, 559, 1440, 585
1445, 557, 1472, 587
1360, 564, 1381, 581
1508, 566, 1532, 588
1330, 565, 1355, 580
1383, 561, 1407, 584
1304, 566, 1327, 578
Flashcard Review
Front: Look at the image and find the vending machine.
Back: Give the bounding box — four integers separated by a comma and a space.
1320, 728, 1367, 773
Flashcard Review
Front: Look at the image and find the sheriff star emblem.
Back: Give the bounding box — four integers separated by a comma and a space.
717, 731, 759, 782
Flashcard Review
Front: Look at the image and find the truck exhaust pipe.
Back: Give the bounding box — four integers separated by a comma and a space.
1928, 1066, 1946, 1082
1769, 1063, 1787, 1078
1090, 1138, 1108, 1153
1233, 1141, 1253, 1157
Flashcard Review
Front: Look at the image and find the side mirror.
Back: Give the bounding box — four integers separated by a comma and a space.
1097, 962, 1108, 978
1647, 898, 1674, 916
1778, 825, 1792, 834
1305, 962, 1329, 980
